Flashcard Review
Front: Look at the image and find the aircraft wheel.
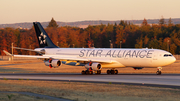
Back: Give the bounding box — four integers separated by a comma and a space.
85, 71, 89, 75
89, 71, 93, 75
111, 70, 115, 74
156, 71, 162, 75
81, 70, 85, 75
96, 70, 101, 74
98, 70, 101, 74
115, 70, 118, 74
107, 70, 111, 74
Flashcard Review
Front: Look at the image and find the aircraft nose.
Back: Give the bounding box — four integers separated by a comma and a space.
171, 56, 176, 63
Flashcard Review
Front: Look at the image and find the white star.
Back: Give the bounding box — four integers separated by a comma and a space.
43, 35, 46, 39
40, 40, 43, 44
40, 32, 43, 36
39, 36, 41, 40
43, 40, 46, 44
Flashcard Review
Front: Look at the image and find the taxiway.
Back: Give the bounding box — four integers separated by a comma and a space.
0, 73, 180, 88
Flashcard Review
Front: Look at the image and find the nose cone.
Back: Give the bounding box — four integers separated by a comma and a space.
162, 55, 176, 66
171, 56, 176, 63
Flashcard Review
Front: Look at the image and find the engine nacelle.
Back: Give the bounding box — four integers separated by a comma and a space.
44, 59, 61, 68
85, 62, 102, 71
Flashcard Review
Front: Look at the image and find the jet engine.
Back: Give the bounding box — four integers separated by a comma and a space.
44, 59, 61, 68
85, 62, 102, 70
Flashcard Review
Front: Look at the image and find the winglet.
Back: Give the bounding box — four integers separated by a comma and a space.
3, 50, 13, 56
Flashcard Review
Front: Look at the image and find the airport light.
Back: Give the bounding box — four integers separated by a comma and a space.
109, 40, 113, 48
120, 41, 122, 48
167, 40, 169, 52
29, 45, 31, 55
57, 42, 59, 47
11, 43, 13, 61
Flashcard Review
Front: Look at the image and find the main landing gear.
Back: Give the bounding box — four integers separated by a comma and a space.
107, 69, 118, 74
156, 67, 162, 75
81, 69, 101, 75
81, 70, 93, 75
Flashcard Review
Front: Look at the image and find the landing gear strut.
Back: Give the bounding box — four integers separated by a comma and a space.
81, 67, 101, 75
156, 67, 162, 75
107, 69, 118, 74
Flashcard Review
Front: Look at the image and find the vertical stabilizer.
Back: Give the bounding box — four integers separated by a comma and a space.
33, 22, 58, 48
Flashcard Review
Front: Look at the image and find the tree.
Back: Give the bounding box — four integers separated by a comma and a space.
148, 39, 159, 49
159, 16, 165, 25
115, 25, 124, 47
135, 37, 143, 48
170, 43, 177, 54
168, 18, 173, 26
47, 18, 58, 28
141, 18, 148, 26
119, 20, 127, 27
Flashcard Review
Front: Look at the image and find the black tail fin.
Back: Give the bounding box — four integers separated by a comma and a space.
33, 22, 58, 48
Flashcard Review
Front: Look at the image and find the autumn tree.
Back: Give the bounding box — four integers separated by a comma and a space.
1, 18, 180, 55
135, 36, 143, 48
115, 25, 124, 47
47, 18, 58, 28
159, 16, 165, 25
141, 18, 148, 26
119, 20, 127, 27
168, 18, 173, 26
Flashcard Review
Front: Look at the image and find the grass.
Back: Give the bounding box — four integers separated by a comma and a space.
0, 80, 180, 101
0, 93, 51, 101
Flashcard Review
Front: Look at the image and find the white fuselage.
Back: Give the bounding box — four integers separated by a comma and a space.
35, 48, 176, 68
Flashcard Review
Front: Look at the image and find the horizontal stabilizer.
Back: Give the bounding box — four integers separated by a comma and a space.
13, 47, 36, 51
13, 47, 45, 54
13, 55, 49, 59
3, 50, 12, 56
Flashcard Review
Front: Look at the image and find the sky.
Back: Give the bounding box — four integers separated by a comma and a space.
0, 0, 180, 24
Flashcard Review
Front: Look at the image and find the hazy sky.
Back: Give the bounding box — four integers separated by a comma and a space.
1, 0, 180, 24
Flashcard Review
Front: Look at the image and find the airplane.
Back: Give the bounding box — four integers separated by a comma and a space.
3, 22, 176, 75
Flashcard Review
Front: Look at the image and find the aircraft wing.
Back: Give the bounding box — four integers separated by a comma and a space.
50, 56, 114, 63
3, 50, 115, 63
14, 55, 114, 63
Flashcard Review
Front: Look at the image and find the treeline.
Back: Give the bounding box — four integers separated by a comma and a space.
0, 18, 180, 55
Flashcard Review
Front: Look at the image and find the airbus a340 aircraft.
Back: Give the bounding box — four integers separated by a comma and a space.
3, 22, 176, 75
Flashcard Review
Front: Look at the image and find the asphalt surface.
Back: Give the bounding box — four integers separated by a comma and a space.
0, 73, 180, 88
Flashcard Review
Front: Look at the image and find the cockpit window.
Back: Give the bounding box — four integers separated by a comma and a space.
164, 54, 172, 57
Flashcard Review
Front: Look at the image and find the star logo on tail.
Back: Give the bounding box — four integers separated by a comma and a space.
39, 32, 47, 44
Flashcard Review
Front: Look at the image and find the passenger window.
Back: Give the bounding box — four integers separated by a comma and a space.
164, 54, 172, 57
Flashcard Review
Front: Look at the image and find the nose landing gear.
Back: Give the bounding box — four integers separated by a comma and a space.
156, 67, 162, 75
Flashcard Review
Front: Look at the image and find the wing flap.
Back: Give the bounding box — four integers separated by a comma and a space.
49, 56, 114, 63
